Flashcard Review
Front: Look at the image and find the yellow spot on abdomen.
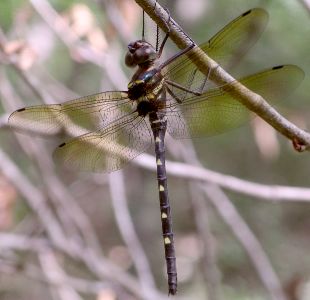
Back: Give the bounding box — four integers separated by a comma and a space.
157, 159, 162, 165
159, 185, 165, 191
148, 93, 155, 100
164, 237, 171, 244
155, 137, 161, 143
162, 212, 168, 219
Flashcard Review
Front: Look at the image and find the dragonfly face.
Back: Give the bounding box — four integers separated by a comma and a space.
125, 40, 158, 68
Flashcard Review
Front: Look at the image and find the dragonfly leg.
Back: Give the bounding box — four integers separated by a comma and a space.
166, 79, 202, 96
197, 65, 214, 94
159, 42, 195, 70
166, 64, 217, 102
157, 5, 171, 57
142, 0, 170, 53
166, 84, 183, 104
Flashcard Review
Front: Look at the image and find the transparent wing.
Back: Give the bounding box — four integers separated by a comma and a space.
53, 113, 153, 172
166, 65, 304, 138
8, 91, 131, 136
163, 8, 268, 98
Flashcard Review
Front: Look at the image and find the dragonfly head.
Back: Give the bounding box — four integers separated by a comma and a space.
125, 40, 157, 68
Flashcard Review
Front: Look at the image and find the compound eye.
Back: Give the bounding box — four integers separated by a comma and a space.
134, 41, 141, 48
125, 52, 136, 67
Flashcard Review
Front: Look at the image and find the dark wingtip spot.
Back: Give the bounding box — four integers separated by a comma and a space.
16, 108, 26, 112
242, 9, 252, 17
58, 142, 66, 148
272, 65, 284, 70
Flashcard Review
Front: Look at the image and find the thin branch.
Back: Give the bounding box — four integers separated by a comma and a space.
29, 0, 128, 90
188, 182, 221, 300
0, 148, 68, 249
108, 171, 157, 299
0, 231, 169, 299
0, 66, 169, 300
135, 0, 310, 149
0, 234, 111, 294
96, 0, 136, 43
77, 247, 173, 300
203, 184, 288, 300
135, 153, 310, 202
0, 71, 103, 255
38, 250, 84, 300
167, 138, 222, 300
166, 135, 287, 299
0, 6, 168, 297
0, 233, 51, 251
0, 260, 109, 295
165, 136, 286, 300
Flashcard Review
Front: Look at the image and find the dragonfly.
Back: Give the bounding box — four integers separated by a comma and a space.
8, 7, 304, 295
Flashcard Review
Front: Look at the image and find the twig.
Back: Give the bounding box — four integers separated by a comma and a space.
0, 234, 111, 294
108, 171, 157, 299
0, 4, 167, 297
166, 138, 222, 300
96, 0, 136, 43
188, 182, 221, 300
0, 233, 51, 251
0, 259, 109, 294
0, 71, 103, 254
0, 148, 68, 250
135, 153, 310, 202
203, 184, 288, 300
38, 250, 84, 300
29, 0, 128, 90
167, 130, 285, 300
0, 67, 167, 300
77, 247, 173, 299
135, 0, 310, 149
165, 137, 286, 300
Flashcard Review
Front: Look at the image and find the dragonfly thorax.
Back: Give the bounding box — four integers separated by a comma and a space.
128, 65, 165, 117
136, 100, 157, 117
126, 39, 164, 103
128, 66, 162, 97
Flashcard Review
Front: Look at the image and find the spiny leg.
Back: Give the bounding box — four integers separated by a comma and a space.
157, 4, 171, 57
165, 64, 218, 102
166, 85, 183, 104
159, 42, 195, 70
142, 9, 145, 41
165, 79, 202, 96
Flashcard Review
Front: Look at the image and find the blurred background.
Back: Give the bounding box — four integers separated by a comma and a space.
0, 0, 310, 299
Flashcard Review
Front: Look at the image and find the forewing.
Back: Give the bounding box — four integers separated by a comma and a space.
202, 8, 268, 69
53, 114, 153, 172
163, 8, 268, 98
167, 65, 304, 138
8, 91, 131, 136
